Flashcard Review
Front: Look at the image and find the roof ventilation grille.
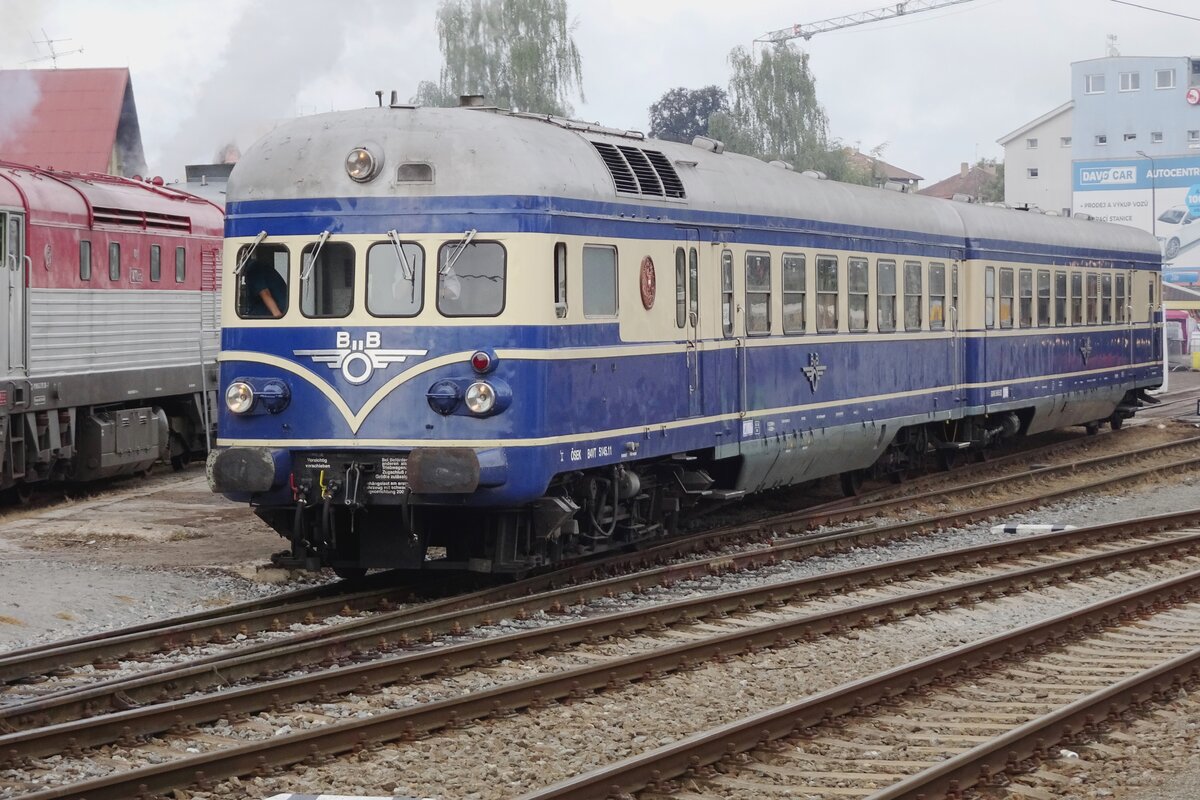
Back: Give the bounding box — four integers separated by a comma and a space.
590, 141, 686, 199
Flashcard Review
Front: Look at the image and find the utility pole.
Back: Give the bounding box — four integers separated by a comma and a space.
757, 0, 977, 44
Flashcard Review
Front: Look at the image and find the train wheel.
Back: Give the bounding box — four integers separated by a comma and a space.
1085, 421, 1101, 436
839, 470, 864, 497
1109, 414, 1124, 431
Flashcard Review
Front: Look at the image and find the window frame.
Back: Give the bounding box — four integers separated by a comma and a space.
998, 267, 1014, 329
847, 257, 868, 333
366, 240, 426, 318
1156, 68, 1176, 89
1054, 270, 1067, 326
150, 244, 161, 282
175, 247, 186, 283
1118, 71, 1140, 92
108, 242, 120, 281
877, 259, 897, 333
815, 255, 839, 333
1018, 268, 1033, 328
1036, 269, 1051, 327
1086, 272, 1099, 325
1071, 272, 1083, 325
235, 243, 291, 321
721, 250, 734, 338
1025, 137, 1038, 149
579, 243, 617, 319
1101, 273, 1113, 324
928, 262, 946, 331
782, 252, 806, 335
1085, 73, 1106, 93
553, 242, 567, 318
1095, 134, 1108, 146
744, 250, 772, 336
79, 240, 92, 281
1116, 273, 1127, 323
675, 247, 687, 328
903, 260, 922, 331
1027, 167, 1039, 179
301, 240, 357, 320
985, 265, 996, 329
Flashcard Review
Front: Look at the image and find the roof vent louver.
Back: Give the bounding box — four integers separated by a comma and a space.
590, 141, 686, 199
93, 206, 192, 232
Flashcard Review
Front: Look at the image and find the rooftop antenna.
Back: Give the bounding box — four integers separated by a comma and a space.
1106, 34, 1120, 57
23, 28, 84, 68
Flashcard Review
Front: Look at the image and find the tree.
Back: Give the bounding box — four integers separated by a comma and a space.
648, 86, 728, 143
412, 0, 584, 116
977, 158, 1005, 204
708, 44, 830, 172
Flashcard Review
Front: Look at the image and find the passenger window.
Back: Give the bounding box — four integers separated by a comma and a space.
1071, 272, 1083, 324
1101, 273, 1113, 323
1054, 271, 1067, 326
1037, 270, 1051, 326
848, 257, 868, 332
904, 260, 922, 331
929, 263, 946, 330
985, 266, 995, 329
999, 267, 1014, 329
439, 241, 506, 317
109, 242, 120, 281
675, 248, 686, 328
782, 253, 806, 334
877, 260, 897, 332
237, 243, 290, 319
721, 250, 734, 337
688, 247, 699, 318
1019, 269, 1033, 327
175, 247, 186, 283
816, 255, 838, 332
554, 243, 567, 319
951, 266, 958, 325
367, 240, 425, 317
79, 240, 91, 281
745, 251, 771, 335
1116, 274, 1127, 322
301, 241, 355, 318
1086, 273, 1099, 325
581, 244, 617, 317
150, 244, 161, 282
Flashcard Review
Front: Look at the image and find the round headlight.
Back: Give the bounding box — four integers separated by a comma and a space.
225, 381, 256, 414
345, 147, 380, 182
464, 381, 496, 415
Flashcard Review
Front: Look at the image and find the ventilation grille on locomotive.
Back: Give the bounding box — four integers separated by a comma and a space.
92, 206, 192, 232
590, 142, 685, 199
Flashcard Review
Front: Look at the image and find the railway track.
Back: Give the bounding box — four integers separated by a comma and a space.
7, 509, 1200, 799
522, 568, 1200, 800
4, 432, 1200, 726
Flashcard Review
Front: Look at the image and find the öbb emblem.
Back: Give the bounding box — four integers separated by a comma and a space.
294, 331, 428, 385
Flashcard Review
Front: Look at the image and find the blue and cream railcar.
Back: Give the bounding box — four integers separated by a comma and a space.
208, 102, 1161, 576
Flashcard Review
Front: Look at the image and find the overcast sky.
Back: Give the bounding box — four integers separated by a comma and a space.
3, 0, 1199, 183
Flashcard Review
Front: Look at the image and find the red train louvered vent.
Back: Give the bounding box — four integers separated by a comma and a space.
93, 206, 193, 232
590, 141, 686, 199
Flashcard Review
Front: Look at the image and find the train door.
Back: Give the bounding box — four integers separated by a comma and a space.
950, 259, 964, 406
3, 212, 26, 376
679, 228, 703, 417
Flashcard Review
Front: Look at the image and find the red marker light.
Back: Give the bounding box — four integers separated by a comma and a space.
470, 351, 491, 373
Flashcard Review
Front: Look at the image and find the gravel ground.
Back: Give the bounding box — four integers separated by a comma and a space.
2, 419, 1200, 797
0, 467, 315, 648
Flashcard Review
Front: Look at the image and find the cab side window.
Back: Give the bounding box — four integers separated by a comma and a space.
439, 241, 507, 317
367, 241, 425, 317
236, 244, 291, 319
302, 241, 355, 318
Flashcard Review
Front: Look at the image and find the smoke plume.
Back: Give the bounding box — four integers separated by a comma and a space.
0, 71, 42, 147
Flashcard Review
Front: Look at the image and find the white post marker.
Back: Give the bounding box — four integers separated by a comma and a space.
990, 524, 1077, 535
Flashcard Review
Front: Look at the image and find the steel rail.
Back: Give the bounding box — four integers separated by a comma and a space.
10, 521, 1200, 798
5, 448, 1199, 733
516, 569, 1200, 800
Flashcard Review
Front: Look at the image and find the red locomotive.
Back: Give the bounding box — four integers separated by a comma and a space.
0, 161, 223, 500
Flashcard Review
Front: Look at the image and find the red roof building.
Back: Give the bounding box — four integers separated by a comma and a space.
0, 68, 146, 177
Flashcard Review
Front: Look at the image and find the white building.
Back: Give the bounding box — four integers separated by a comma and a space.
996, 101, 1073, 215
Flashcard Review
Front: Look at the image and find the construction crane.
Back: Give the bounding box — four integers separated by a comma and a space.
757, 0, 977, 44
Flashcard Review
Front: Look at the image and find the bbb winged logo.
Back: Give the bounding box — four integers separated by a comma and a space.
295, 331, 427, 385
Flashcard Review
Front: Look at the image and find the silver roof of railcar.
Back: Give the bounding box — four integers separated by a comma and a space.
229, 106, 1158, 261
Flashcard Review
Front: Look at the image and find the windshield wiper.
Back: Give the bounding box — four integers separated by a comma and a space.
233, 231, 268, 275
387, 229, 416, 303
300, 231, 331, 281
440, 228, 477, 275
